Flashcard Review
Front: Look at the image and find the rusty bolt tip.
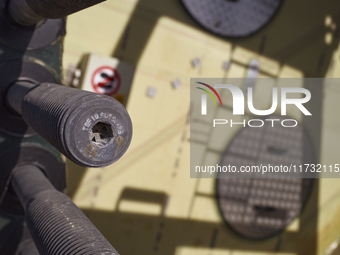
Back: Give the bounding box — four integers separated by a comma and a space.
21, 83, 133, 168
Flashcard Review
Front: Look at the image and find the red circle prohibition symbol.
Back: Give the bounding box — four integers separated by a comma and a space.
91, 66, 121, 96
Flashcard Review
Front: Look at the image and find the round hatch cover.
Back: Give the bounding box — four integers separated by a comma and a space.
216, 116, 314, 239
181, 0, 283, 37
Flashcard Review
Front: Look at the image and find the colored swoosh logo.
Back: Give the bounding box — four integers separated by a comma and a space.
196, 82, 223, 106
196, 87, 217, 105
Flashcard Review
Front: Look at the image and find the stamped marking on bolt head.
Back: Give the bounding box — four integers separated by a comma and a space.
82, 112, 125, 135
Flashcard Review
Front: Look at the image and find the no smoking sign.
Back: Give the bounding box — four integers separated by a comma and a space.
91, 66, 121, 96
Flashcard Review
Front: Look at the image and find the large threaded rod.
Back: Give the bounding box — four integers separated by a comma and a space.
9, 0, 105, 26
6, 82, 133, 168
11, 164, 120, 255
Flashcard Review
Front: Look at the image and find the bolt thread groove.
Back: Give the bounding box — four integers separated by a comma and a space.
26, 190, 119, 255
20, 83, 133, 167
22, 84, 97, 161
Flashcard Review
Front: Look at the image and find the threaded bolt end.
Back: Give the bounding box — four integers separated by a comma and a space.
21, 83, 133, 167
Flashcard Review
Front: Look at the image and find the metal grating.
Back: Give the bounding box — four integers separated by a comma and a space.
181, 0, 283, 37
216, 116, 314, 239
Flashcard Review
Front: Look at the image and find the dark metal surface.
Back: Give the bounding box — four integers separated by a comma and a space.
0, 60, 58, 137
9, 0, 44, 26
181, 0, 283, 38
6, 81, 36, 116
0, 0, 66, 50
19, 83, 133, 168
0, 145, 66, 217
216, 116, 314, 239
0, 220, 39, 255
11, 164, 119, 255
0, 0, 83, 253
8, 0, 105, 26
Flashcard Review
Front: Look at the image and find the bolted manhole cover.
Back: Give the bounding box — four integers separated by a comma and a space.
216, 116, 314, 239
181, 0, 283, 38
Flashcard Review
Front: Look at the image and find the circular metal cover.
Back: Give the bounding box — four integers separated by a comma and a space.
216, 116, 314, 239
181, 0, 283, 37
